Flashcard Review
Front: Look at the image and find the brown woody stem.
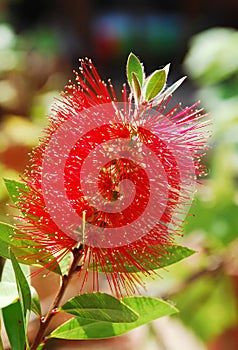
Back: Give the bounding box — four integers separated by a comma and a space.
30, 246, 84, 350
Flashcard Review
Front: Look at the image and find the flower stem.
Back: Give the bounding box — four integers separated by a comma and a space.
30, 245, 84, 350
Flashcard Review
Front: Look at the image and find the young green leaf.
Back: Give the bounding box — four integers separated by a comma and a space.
2, 301, 25, 350
126, 53, 144, 88
60, 293, 138, 323
10, 250, 31, 348
0, 222, 61, 274
145, 69, 166, 101
49, 296, 177, 340
152, 76, 187, 106
131, 72, 142, 104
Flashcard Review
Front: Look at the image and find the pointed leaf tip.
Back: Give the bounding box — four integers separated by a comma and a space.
126, 53, 144, 89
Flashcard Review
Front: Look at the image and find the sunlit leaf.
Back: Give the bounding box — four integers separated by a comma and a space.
127, 52, 144, 88
60, 293, 139, 323
152, 76, 186, 106
145, 69, 166, 101
49, 296, 177, 340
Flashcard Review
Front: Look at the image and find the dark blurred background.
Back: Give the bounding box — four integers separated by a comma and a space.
1, 1, 238, 350
2, 0, 238, 77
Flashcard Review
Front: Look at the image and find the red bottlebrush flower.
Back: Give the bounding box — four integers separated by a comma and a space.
14, 54, 209, 296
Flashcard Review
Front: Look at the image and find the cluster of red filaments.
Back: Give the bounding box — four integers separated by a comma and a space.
14, 57, 209, 296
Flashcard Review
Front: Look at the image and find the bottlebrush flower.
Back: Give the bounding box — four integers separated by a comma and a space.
13, 53, 209, 296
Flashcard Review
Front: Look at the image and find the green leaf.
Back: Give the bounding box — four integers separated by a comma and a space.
60, 293, 138, 323
0, 259, 41, 317
152, 76, 186, 106
173, 274, 237, 342
145, 69, 166, 101
91, 245, 195, 273
126, 53, 144, 88
159, 245, 195, 267
131, 72, 141, 104
31, 288, 41, 318
4, 178, 29, 205
0, 222, 61, 274
49, 296, 177, 340
10, 250, 31, 348
2, 300, 25, 350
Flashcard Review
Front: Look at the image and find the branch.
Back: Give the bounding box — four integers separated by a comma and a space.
30, 246, 84, 350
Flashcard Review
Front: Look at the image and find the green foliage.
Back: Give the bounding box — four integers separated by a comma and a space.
92, 245, 195, 273
60, 293, 139, 323
126, 52, 144, 88
172, 274, 237, 342
2, 301, 25, 350
131, 72, 142, 104
10, 251, 32, 348
49, 296, 177, 340
184, 27, 238, 85
145, 69, 166, 101
4, 178, 29, 205
0, 221, 61, 274
31, 288, 42, 318
126, 52, 185, 105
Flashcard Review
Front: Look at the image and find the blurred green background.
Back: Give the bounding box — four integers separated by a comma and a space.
1, 1, 238, 349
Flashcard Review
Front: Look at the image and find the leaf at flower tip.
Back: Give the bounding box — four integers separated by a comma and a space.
163, 63, 171, 78
4, 178, 29, 204
131, 72, 141, 104
145, 69, 166, 101
60, 292, 139, 323
10, 250, 31, 348
90, 245, 195, 274
49, 296, 178, 340
0, 221, 61, 275
127, 52, 144, 88
152, 76, 187, 106
2, 300, 25, 350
